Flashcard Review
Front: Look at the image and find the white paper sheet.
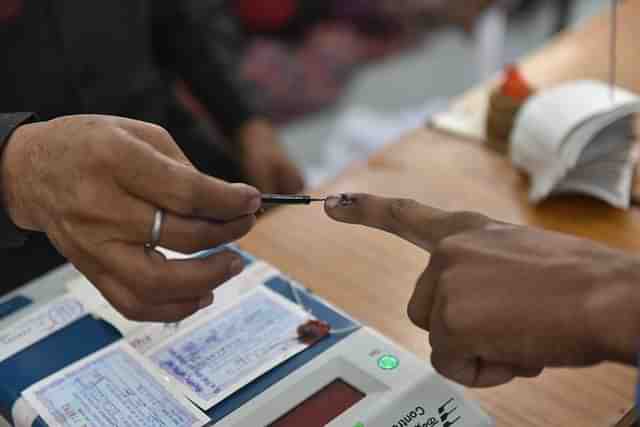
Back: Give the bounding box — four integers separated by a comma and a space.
511, 80, 640, 208
146, 287, 311, 410
0, 295, 86, 363
23, 342, 209, 427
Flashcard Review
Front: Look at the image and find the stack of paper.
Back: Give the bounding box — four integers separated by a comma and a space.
511, 80, 639, 209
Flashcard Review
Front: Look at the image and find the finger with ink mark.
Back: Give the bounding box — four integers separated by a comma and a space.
325, 193, 357, 210
324, 193, 484, 253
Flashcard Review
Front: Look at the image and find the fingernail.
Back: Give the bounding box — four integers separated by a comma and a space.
326, 193, 356, 209
325, 196, 340, 209
248, 194, 262, 214
229, 257, 245, 276
198, 293, 214, 310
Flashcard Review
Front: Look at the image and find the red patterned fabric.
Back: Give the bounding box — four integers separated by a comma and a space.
0, 0, 23, 23
235, 0, 297, 32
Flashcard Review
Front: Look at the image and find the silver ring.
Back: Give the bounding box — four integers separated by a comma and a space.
147, 209, 164, 249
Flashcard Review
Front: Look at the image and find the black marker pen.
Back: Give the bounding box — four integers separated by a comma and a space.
261, 194, 327, 205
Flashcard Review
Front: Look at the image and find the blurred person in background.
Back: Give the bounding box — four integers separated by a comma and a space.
232, 0, 498, 122
0, 0, 303, 292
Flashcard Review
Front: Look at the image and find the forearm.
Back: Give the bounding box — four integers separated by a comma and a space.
0, 113, 36, 248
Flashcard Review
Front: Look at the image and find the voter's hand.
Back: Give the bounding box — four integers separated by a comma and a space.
325, 194, 640, 387
1, 115, 261, 321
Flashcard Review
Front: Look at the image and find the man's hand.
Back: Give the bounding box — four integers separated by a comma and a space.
1, 115, 262, 322
237, 119, 304, 194
325, 194, 640, 387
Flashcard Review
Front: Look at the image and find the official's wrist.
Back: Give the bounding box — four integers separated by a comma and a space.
1, 121, 43, 231
584, 255, 640, 365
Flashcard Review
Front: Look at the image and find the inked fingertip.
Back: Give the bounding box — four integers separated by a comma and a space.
325, 196, 340, 210
325, 193, 358, 209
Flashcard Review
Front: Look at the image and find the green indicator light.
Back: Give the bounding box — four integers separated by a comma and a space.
377, 355, 399, 370
354, 423, 365, 427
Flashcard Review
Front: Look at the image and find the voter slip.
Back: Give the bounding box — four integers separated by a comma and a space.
22, 342, 208, 427
146, 286, 313, 410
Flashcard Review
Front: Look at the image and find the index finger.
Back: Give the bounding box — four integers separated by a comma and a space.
325, 194, 491, 252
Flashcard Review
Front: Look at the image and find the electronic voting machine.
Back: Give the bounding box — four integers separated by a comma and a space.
0, 248, 494, 427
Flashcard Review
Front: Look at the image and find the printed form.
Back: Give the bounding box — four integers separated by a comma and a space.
23, 342, 208, 427
147, 286, 312, 410
0, 295, 86, 363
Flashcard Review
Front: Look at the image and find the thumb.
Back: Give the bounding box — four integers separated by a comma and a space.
325, 193, 490, 252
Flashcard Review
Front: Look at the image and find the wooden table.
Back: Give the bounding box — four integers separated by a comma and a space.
240, 2, 640, 425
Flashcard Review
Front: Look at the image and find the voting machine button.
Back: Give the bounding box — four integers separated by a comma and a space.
377, 354, 399, 370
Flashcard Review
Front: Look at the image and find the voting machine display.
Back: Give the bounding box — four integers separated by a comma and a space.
0, 248, 493, 427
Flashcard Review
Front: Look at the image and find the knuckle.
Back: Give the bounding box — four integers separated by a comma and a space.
436, 238, 460, 257
57, 218, 78, 239
448, 210, 489, 229
388, 198, 419, 228
73, 182, 105, 212
438, 294, 465, 338
85, 125, 127, 163
149, 123, 173, 142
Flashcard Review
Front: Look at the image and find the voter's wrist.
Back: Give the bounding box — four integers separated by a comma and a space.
584, 256, 640, 365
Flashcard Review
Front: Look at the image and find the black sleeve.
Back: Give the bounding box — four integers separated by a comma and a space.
0, 113, 35, 249
152, 1, 255, 139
